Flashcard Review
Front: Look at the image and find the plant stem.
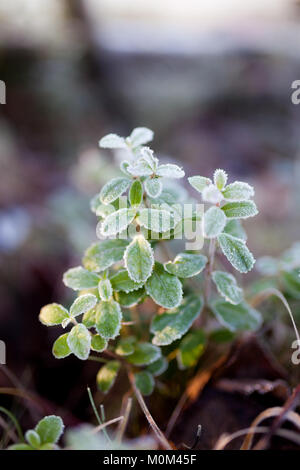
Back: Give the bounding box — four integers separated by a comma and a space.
204, 238, 216, 305
127, 367, 172, 450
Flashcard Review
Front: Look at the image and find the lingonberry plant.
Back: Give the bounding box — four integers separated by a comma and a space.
39, 127, 262, 444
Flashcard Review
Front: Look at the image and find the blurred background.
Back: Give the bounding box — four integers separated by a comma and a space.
1, 0, 300, 447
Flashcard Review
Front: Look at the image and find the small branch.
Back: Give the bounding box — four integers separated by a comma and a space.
127, 368, 172, 450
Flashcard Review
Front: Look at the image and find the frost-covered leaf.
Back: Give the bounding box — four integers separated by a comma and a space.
110, 269, 144, 293
223, 219, 247, 241
256, 256, 279, 276
70, 294, 98, 318
222, 181, 254, 201
138, 147, 159, 171
91, 334, 107, 352
164, 253, 207, 278
82, 308, 96, 328
151, 295, 203, 346
98, 279, 113, 301
90, 194, 115, 217
25, 430, 41, 449
212, 300, 262, 332
114, 288, 145, 308
214, 169, 228, 190
96, 361, 120, 394
63, 267, 100, 291
52, 333, 71, 359
115, 337, 136, 356
99, 133, 126, 149
146, 357, 168, 377
129, 180, 143, 207
177, 329, 206, 369
100, 177, 131, 205
67, 324, 91, 360
127, 342, 161, 366
129, 127, 154, 147
218, 233, 255, 273
212, 271, 243, 305
146, 262, 182, 309
156, 164, 185, 179
281, 242, 300, 269
39, 303, 69, 326
281, 270, 300, 299
120, 160, 131, 176
134, 371, 154, 396
124, 235, 154, 283
221, 201, 258, 219
95, 299, 122, 339
127, 157, 154, 177
138, 208, 175, 233
202, 184, 223, 204
203, 206, 226, 238
188, 176, 211, 193
83, 240, 129, 272
35, 416, 64, 445
101, 208, 136, 237
144, 178, 162, 198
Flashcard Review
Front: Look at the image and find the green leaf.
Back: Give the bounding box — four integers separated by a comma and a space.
120, 160, 131, 176
129, 180, 143, 207
96, 361, 121, 393
25, 430, 41, 449
100, 208, 136, 237
203, 206, 227, 238
127, 152, 155, 177
52, 333, 71, 359
70, 294, 98, 318
115, 337, 136, 356
110, 269, 144, 293
95, 299, 122, 339
209, 328, 235, 343
100, 177, 131, 205
222, 181, 254, 201
91, 334, 107, 352
223, 219, 247, 241
218, 233, 255, 273
146, 262, 183, 309
129, 127, 154, 147
221, 201, 258, 219
8, 443, 33, 450
39, 303, 69, 326
98, 279, 113, 301
138, 208, 175, 233
144, 178, 162, 198
177, 329, 206, 369
63, 267, 100, 291
156, 164, 184, 179
82, 308, 96, 328
164, 253, 207, 278
35, 416, 64, 445
90, 195, 115, 217
115, 288, 145, 308
99, 133, 126, 149
212, 271, 243, 305
281, 270, 300, 299
151, 295, 203, 346
188, 175, 211, 193
124, 235, 154, 283
83, 240, 129, 272
214, 169, 227, 190
211, 300, 262, 332
67, 324, 91, 360
127, 342, 161, 366
134, 371, 154, 396
146, 357, 168, 377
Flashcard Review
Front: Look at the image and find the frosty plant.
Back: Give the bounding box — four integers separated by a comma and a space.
39, 127, 261, 447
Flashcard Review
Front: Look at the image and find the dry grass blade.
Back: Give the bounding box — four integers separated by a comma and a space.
116, 395, 132, 443
91, 416, 124, 434
241, 406, 300, 450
